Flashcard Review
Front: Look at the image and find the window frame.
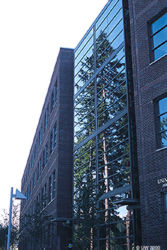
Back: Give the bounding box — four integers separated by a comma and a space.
44, 106, 49, 131
50, 123, 57, 154
149, 10, 167, 62
50, 81, 57, 112
164, 193, 167, 223
48, 171, 56, 202
154, 94, 167, 149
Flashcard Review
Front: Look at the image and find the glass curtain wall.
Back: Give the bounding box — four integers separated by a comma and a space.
73, 0, 134, 249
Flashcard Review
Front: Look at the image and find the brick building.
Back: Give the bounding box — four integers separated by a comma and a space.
19, 0, 167, 249
19, 48, 74, 250
129, 0, 167, 248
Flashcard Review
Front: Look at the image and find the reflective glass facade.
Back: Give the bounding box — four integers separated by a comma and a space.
73, 0, 137, 249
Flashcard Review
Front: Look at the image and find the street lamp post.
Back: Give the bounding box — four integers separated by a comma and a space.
7, 187, 26, 250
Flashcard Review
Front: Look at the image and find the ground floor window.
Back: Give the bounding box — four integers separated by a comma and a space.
164, 193, 167, 222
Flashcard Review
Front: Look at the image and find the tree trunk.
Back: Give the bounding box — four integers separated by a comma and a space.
102, 89, 110, 250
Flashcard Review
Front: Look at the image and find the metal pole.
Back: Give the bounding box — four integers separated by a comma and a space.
7, 187, 13, 250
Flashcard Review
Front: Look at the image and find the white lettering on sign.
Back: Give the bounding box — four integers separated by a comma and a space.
157, 177, 167, 185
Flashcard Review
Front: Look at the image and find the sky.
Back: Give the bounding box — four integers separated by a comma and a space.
0, 0, 108, 214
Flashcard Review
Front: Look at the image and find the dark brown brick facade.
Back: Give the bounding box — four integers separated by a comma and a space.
129, 0, 167, 248
20, 48, 74, 250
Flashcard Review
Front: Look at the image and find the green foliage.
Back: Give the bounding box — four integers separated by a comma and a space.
20, 200, 52, 249
0, 204, 20, 248
0, 224, 8, 247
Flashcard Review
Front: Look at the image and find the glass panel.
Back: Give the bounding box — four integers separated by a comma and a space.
96, 29, 124, 69
74, 44, 94, 77
154, 42, 167, 60
96, 1, 122, 39
158, 96, 167, 115
164, 193, 167, 211
75, 81, 95, 107
74, 47, 95, 93
164, 193, 167, 223
108, 25, 124, 49
98, 93, 127, 127
74, 82, 95, 144
159, 114, 167, 131
96, 19, 123, 56
73, 139, 97, 248
75, 35, 94, 68
98, 193, 134, 249
96, 0, 118, 30
98, 115, 130, 191
153, 27, 167, 48
152, 13, 167, 34
75, 29, 93, 59
105, 9, 123, 37
160, 131, 167, 147
96, 54, 126, 127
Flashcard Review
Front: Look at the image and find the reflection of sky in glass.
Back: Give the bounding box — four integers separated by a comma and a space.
153, 28, 167, 48
160, 114, 167, 131
75, 29, 93, 59
154, 42, 167, 60
75, 45, 94, 76
96, 0, 118, 30
161, 132, 167, 147
152, 13, 167, 34
159, 97, 167, 115
116, 206, 128, 218
75, 36, 94, 67
74, 0, 125, 93
96, 4, 122, 39
164, 193, 167, 210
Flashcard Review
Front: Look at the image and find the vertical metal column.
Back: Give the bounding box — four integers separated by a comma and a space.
122, 0, 141, 246
7, 187, 13, 250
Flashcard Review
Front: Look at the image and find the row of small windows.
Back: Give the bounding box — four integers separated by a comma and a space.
22, 122, 57, 193
22, 170, 56, 210
22, 81, 57, 189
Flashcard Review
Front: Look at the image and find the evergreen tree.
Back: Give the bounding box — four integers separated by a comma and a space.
74, 31, 130, 249
19, 199, 53, 250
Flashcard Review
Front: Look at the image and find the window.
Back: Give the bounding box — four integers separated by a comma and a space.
34, 170, 37, 185
50, 123, 57, 154
34, 143, 37, 159
37, 193, 40, 204
30, 180, 33, 194
151, 12, 167, 60
164, 193, 167, 222
155, 96, 167, 147
48, 176, 51, 202
32, 172, 36, 188
38, 158, 42, 178
31, 154, 34, 168
52, 171, 56, 199
39, 126, 43, 145
43, 143, 48, 167
44, 106, 49, 130
42, 183, 47, 208
50, 82, 57, 112
48, 171, 56, 202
